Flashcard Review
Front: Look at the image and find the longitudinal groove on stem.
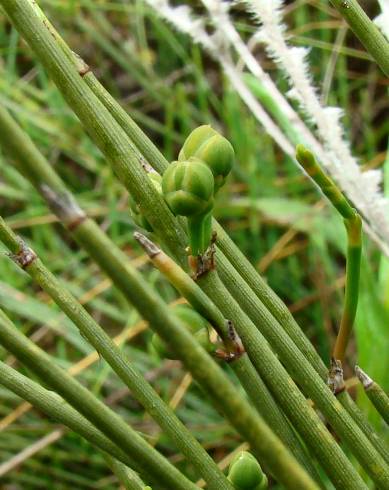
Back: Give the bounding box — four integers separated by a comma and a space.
210, 256, 389, 479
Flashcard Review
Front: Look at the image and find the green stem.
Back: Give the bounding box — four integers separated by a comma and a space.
135, 233, 322, 483
356, 366, 389, 426
214, 221, 327, 376
106, 456, 146, 490
197, 269, 388, 489
0, 360, 156, 487
333, 215, 362, 362
0, 1, 383, 486
214, 230, 389, 467
0, 217, 231, 490
188, 213, 206, 256
328, 0, 389, 77
0, 310, 196, 490
83, 48, 389, 477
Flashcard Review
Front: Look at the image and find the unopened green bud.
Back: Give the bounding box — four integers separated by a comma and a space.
129, 172, 162, 231
179, 125, 234, 191
162, 159, 214, 217
228, 451, 266, 490
151, 305, 214, 359
162, 159, 214, 255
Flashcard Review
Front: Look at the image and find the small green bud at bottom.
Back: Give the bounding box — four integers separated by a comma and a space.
228, 451, 266, 490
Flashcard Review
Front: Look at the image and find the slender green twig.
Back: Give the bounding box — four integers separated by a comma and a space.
0, 105, 321, 488
296, 145, 362, 365
0, 223, 317, 490
328, 0, 389, 77
106, 456, 146, 490
0, 217, 232, 490
134, 233, 322, 483
0, 104, 318, 485
0, 309, 196, 490
2, 36, 386, 486
356, 366, 389, 426
0, 360, 155, 487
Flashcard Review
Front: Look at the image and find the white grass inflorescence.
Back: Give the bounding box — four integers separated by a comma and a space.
143, 0, 389, 256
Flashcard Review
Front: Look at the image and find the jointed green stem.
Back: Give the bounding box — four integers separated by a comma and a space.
0, 217, 231, 490
0, 1, 385, 487
0, 220, 316, 490
0, 105, 318, 489
0, 310, 196, 490
135, 233, 322, 483
356, 366, 389, 426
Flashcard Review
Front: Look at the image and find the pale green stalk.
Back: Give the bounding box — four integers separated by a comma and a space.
197, 270, 376, 489
4, 7, 383, 479
0, 103, 318, 485
329, 0, 389, 77
0, 309, 196, 490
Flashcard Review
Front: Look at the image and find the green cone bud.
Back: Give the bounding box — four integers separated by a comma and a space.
162, 159, 214, 255
151, 305, 214, 359
179, 125, 234, 191
162, 158, 214, 217
228, 451, 266, 490
129, 172, 162, 231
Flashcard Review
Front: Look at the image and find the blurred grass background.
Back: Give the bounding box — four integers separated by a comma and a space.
0, 0, 388, 488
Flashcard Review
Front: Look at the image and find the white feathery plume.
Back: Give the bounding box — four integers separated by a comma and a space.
142, 0, 389, 255
241, 0, 389, 253
375, 0, 389, 40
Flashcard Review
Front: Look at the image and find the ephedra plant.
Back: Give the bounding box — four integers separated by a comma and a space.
0, 0, 388, 489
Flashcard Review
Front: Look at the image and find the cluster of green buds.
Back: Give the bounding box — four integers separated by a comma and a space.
129, 171, 162, 231
228, 451, 268, 490
151, 304, 214, 359
162, 125, 234, 256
